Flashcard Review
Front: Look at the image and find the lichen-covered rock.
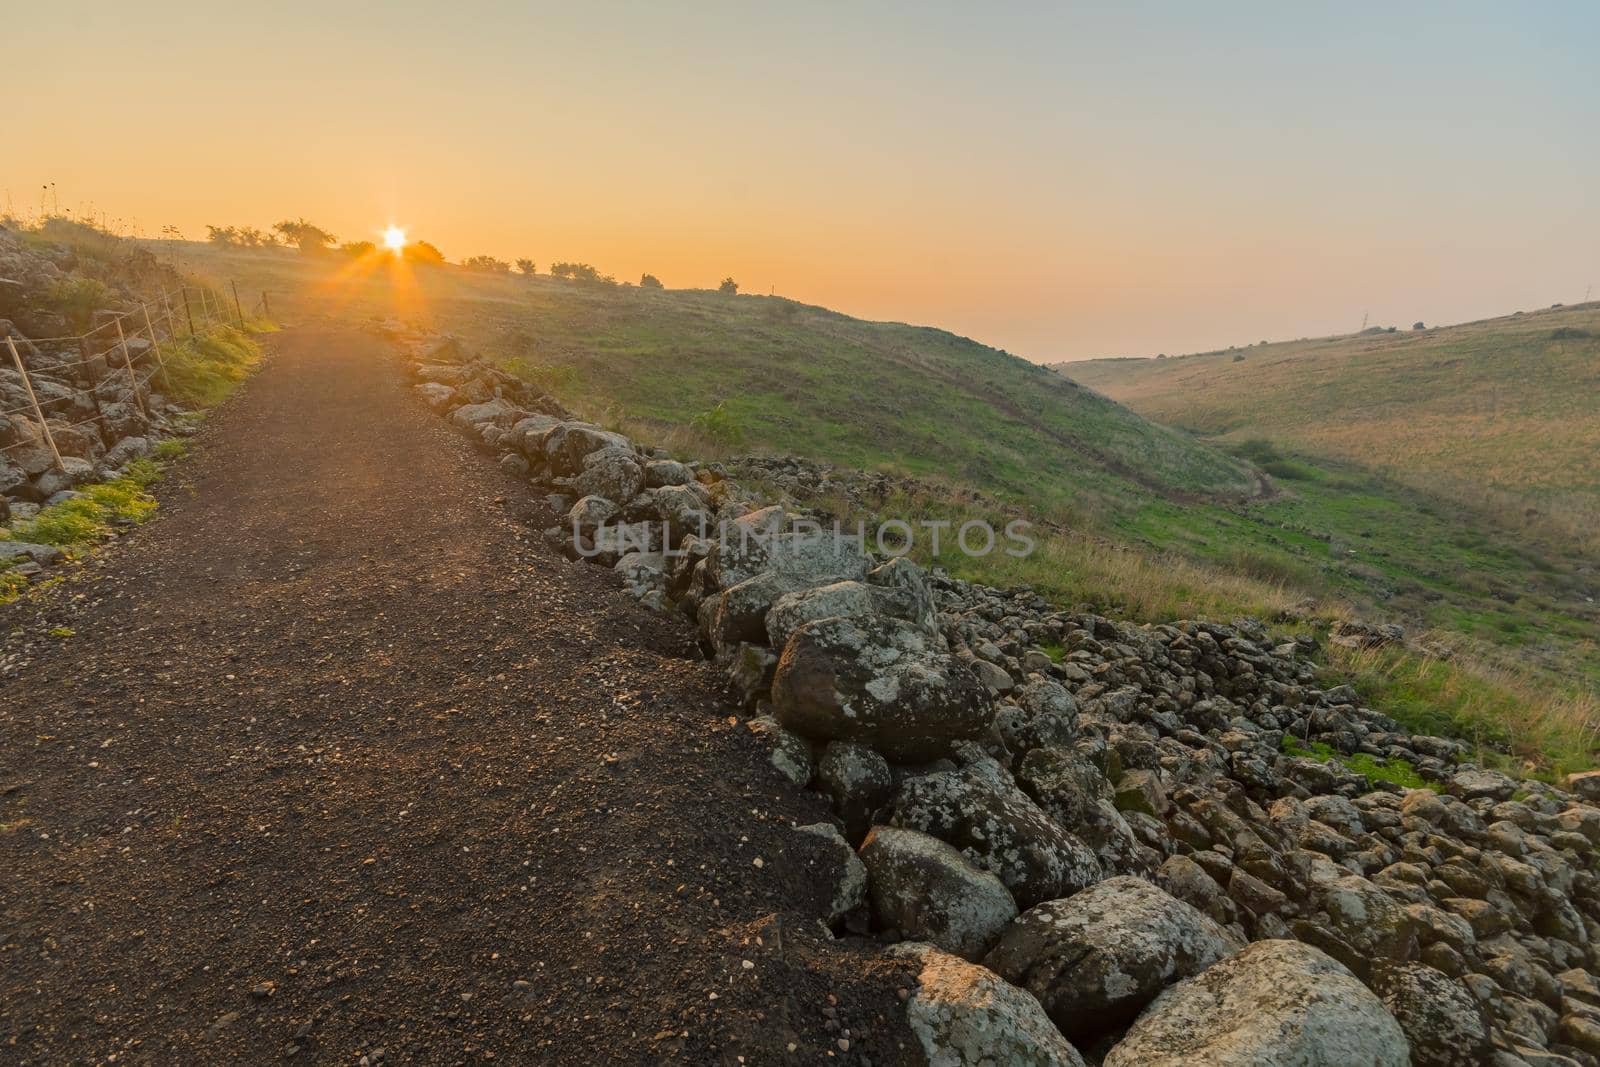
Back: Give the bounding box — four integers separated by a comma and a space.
745, 715, 813, 787
891, 766, 1102, 907
817, 740, 894, 842
414, 382, 456, 410
859, 826, 1018, 961
448, 396, 524, 431
890, 942, 1087, 1067
984, 875, 1241, 1042
772, 615, 995, 762
542, 421, 632, 476
1368, 961, 1492, 1067
791, 822, 867, 924
1103, 940, 1409, 1067
572, 445, 644, 504
643, 457, 695, 488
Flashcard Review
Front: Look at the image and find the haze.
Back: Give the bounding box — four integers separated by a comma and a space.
11, 1, 1598, 360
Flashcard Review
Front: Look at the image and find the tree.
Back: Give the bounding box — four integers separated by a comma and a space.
340, 240, 377, 257
462, 254, 511, 273
207, 225, 241, 247
272, 218, 336, 254
515, 258, 536, 276
549, 262, 615, 284
640, 273, 663, 289
719, 277, 739, 295
404, 240, 446, 265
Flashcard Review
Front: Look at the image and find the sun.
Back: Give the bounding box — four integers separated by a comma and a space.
382, 225, 407, 252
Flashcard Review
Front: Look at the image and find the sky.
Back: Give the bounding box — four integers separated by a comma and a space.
9, 1, 1599, 361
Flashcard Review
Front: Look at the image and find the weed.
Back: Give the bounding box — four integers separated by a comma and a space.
1282, 735, 1437, 791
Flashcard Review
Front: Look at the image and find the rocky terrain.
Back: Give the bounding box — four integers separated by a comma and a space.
404, 326, 1600, 1066
0, 225, 190, 549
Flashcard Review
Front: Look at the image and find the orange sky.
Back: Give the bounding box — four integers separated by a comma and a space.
11, 3, 1598, 360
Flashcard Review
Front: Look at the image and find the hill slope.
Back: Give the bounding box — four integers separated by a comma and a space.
1061, 303, 1600, 553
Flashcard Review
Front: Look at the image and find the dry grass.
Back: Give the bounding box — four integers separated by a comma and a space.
1324, 639, 1600, 778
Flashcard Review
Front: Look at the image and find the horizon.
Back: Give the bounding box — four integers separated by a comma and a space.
13, 1, 1599, 362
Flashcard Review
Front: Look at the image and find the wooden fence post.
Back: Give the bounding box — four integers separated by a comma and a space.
262, 291, 272, 319
231, 280, 245, 328
181, 288, 197, 337
113, 316, 149, 419
141, 303, 172, 390
6, 335, 66, 473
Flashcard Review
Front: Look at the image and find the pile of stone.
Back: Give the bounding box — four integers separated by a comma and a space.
408, 331, 1600, 1066
1, 226, 188, 548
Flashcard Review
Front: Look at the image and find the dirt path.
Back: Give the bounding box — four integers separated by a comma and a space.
0, 326, 914, 1064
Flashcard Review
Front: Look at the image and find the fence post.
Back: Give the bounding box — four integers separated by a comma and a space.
231, 280, 245, 328
261, 291, 272, 320
162, 292, 181, 342
181, 287, 196, 337
6, 335, 66, 473
113, 317, 149, 419
141, 303, 172, 390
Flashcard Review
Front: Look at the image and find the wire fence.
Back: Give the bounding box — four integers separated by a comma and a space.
2, 280, 263, 475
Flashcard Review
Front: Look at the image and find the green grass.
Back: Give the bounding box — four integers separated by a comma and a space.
6, 460, 162, 548
1282, 736, 1435, 791
158, 327, 261, 408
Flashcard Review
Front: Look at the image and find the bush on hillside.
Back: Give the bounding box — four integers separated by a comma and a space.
640, 273, 663, 289
719, 277, 739, 295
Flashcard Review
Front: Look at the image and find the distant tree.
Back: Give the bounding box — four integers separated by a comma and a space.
462, 254, 512, 273
1232, 353, 1246, 362
207, 225, 242, 247
640, 273, 663, 289
404, 239, 446, 265
340, 240, 377, 257
273, 218, 336, 254
719, 277, 739, 295
1413, 321, 1426, 330
549, 262, 614, 284
515, 258, 536, 275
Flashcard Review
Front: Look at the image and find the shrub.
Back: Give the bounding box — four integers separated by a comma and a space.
690, 401, 744, 445
45, 277, 110, 331
719, 277, 739, 295
640, 273, 663, 289
515, 259, 536, 276
462, 255, 511, 273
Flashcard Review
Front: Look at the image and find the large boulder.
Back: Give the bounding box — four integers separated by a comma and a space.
1102, 940, 1409, 1067
448, 397, 524, 431
859, 826, 1018, 961
1368, 961, 1492, 1067
984, 876, 1241, 1042
890, 942, 1087, 1067
706, 507, 870, 591
891, 765, 1102, 907
772, 615, 995, 762
542, 421, 632, 476
571, 446, 644, 503
766, 558, 940, 649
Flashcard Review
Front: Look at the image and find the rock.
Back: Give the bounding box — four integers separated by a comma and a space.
766, 580, 880, 649
1113, 769, 1167, 816
1103, 940, 1409, 1067
771, 614, 995, 762
101, 436, 150, 468
984, 875, 1242, 1042
817, 741, 894, 842
792, 823, 867, 924
509, 413, 561, 455
745, 715, 813, 786
0, 541, 63, 565
1368, 961, 1492, 1067
1564, 772, 1600, 804
643, 458, 695, 487
969, 658, 1015, 694
859, 826, 1018, 961
565, 494, 618, 533
572, 446, 644, 503
542, 421, 632, 477
448, 397, 523, 431
1315, 875, 1418, 977
709, 509, 870, 590
890, 942, 1087, 1067
413, 382, 456, 410
891, 766, 1102, 907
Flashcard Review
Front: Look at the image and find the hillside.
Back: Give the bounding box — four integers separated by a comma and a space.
1061, 303, 1600, 554
169, 242, 1599, 769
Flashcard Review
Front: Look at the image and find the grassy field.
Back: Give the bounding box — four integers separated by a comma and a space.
1062, 304, 1600, 555
175, 243, 1599, 774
